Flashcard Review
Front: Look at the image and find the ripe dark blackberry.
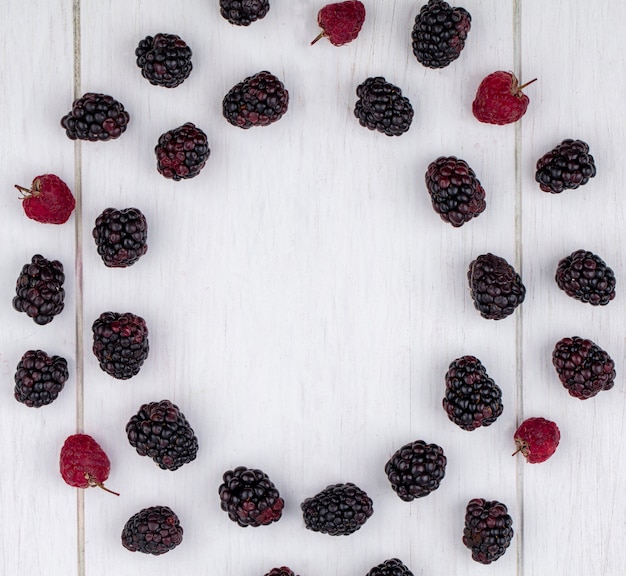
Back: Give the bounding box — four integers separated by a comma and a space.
411, 0, 471, 69
384, 440, 446, 501
14, 350, 69, 408
264, 569, 298, 576
463, 498, 513, 564
555, 249, 615, 306
126, 400, 198, 470
535, 139, 596, 194
219, 466, 284, 527
60, 92, 129, 141
13, 254, 65, 325
121, 505, 183, 555
354, 77, 414, 137
91, 311, 149, 379
301, 482, 373, 536
220, 0, 270, 26
552, 336, 615, 399
366, 559, 414, 576
425, 156, 486, 227
223, 71, 289, 129
443, 356, 503, 431
92, 207, 148, 268
135, 33, 193, 88
155, 122, 210, 181
468, 253, 525, 320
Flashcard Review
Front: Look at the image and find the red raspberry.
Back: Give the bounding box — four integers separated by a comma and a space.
472, 71, 536, 125
311, 1, 366, 46
513, 417, 560, 463
15, 174, 75, 224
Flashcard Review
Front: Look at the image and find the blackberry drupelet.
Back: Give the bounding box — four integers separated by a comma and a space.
552, 336, 615, 399
468, 253, 525, 320
91, 311, 149, 379
92, 207, 148, 268
555, 249, 615, 306
126, 400, 198, 470
354, 76, 414, 136
301, 482, 373, 536
13, 254, 65, 325
219, 466, 284, 527
443, 356, 503, 431
366, 559, 414, 576
122, 505, 183, 555
535, 139, 596, 194
135, 33, 193, 88
14, 350, 69, 407
425, 156, 485, 227
264, 569, 298, 576
463, 498, 513, 564
223, 71, 289, 128
411, 0, 471, 69
220, 0, 270, 26
384, 440, 446, 501
60, 93, 129, 141
155, 122, 210, 181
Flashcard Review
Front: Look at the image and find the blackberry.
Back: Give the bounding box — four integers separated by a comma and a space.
126, 400, 199, 470
91, 311, 149, 379
14, 350, 69, 407
219, 466, 284, 527
13, 254, 65, 325
301, 482, 373, 536
552, 336, 615, 399
354, 77, 414, 137
555, 249, 615, 306
411, 0, 471, 69
121, 505, 183, 555
425, 156, 486, 227
92, 207, 148, 268
468, 253, 525, 320
535, 139, 596, 194
223, 71, 289, 129
155, 122, 210, 181
220, 0, 270, 26
60, 92, 129, 141
384, 440, 446, 501
135, 33, 192, 88
443, 356, 503, 431
463, 498, 513, 564
265, 569, 298, 576
366, 559, 414, 576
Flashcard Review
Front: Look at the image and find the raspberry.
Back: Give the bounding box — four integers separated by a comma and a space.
155, 122, 210, 181
366, 559, 414, 576
92, 207, 148, 268
354, 77, 414, 137
463, 498, 513, 564
411, 0, 471, 68
555, 249, 615, 306
311, 1, 366, 46
135, 33, 193, 88
535, 139, 596, 194
60, 92, 129, 141
15, 174, 75, 225
220, 0, 270, 26
14, 349, 69, 408
122, 506, 183, 555
264, 569, 299, 576
513, 417, 560, 463
472, 71, 536, 125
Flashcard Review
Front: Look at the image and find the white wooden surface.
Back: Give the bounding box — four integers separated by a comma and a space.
1, 1, 625, 575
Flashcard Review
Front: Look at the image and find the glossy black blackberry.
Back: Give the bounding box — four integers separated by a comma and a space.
13, 254, 65, 325
468, 253, 525, 320
60, 93, 129, 141
14, 350, 69, 407
552, 336, 615, 399
121, 505, 183, 555
301, 482, 373, 536
92, 311, 149, 379
555, 249, 615, 306
412, 0, 471, 69
535, 139, 596, 194
366, 559, 414, 576
425, 156, 485, 227
384, 440, 446, 501
220, 0, 270, 26
223, 71, 289, 128
155, 122, 210, 181
264, 569, 298, 576
135, 33, 193, 88
354, 77, 414, 136
443, 356, 503, 431
463, 498, 513, 564
126, 400, 198, 470
92, 207, 148, 268
219, 466, 284, 527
